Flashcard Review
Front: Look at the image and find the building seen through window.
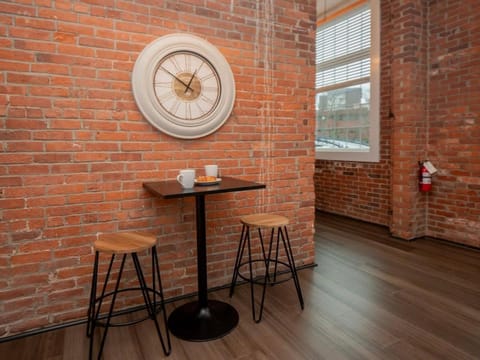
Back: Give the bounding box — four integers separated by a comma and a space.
316, 83, 370, 149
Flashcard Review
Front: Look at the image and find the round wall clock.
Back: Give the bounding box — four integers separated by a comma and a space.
132, 33, 236, 139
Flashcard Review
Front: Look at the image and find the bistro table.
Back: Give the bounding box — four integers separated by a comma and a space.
143, 176, 266, 341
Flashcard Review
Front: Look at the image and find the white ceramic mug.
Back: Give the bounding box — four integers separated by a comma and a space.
176, 169, 195, 189
204, 164, 218, 178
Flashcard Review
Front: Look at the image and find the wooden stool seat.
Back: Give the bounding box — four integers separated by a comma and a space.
230, 212, 304, 323
240, 213, 289, 228
94, 231, 157, 254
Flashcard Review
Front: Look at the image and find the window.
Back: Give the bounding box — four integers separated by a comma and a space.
315, 0, 380, 162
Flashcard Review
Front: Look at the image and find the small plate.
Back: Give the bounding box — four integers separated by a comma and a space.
195, 178, 222, 186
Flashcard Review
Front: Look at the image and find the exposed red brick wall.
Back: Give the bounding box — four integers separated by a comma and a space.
389, 0, 429, 240
427, 0, 480, 247
314, 160, 391, 224
0, 0, 316, 337
315, 0, 480, 247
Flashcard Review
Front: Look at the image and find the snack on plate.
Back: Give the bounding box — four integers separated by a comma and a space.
196, 175, 217, 182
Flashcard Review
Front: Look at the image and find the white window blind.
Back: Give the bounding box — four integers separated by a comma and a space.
316, 5, 371, 89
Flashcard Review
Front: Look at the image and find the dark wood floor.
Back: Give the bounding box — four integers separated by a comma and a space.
2, 211, 480, 359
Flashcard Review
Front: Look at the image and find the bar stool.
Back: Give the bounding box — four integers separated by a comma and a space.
86, 231, 171, 359
229, 213, 304, 323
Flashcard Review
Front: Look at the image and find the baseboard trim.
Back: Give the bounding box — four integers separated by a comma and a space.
0, 263, 316, 343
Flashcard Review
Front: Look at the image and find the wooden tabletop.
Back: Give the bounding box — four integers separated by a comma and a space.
143, 176, 266, 199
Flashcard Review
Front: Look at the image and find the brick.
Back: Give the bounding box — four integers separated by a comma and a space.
0, 0, 317, 338
11, 251, 51, 266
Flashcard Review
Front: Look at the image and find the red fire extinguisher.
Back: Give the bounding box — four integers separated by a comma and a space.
419, 161, 432, 192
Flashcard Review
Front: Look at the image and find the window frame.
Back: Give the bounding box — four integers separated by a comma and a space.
315, 0, 380, 162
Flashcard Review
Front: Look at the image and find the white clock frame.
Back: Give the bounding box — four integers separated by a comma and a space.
132, 33, 236, 139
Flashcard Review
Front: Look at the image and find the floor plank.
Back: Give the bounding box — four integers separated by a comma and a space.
1, 211, 480, 359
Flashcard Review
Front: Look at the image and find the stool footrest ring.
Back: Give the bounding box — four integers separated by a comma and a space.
92, 287, 166, 328
236, 259, 294, 286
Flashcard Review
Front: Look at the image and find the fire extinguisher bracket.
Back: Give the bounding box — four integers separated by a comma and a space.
423, 160, 437, 175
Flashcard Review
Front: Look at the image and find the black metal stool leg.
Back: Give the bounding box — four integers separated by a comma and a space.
246, 226, 256, 320
246, 226, 269, 323
90, 254, 126, 360
253, 226, 281, 322
152, 246, 171, 356
279, 226, 304, 309
229, 224, 247, 297
92, 254, 117, 327
87, 251, 99, 338
132, 253, 154, 316
271, 228, 280, 283
88, 252, 117, 359
132, 251, 171, 356
258, 227, 271, 283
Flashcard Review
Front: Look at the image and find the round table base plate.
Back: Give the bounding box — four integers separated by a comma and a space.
168, 300, 239, 341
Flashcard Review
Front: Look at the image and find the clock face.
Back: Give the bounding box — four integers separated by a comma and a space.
154, 51, 221, 122
132, 34, 236, 139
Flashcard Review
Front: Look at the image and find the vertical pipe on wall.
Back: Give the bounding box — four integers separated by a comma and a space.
254, 0, 275, 212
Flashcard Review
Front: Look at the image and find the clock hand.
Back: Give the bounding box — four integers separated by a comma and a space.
184, 69, 198, 94
160, 66, 193, 91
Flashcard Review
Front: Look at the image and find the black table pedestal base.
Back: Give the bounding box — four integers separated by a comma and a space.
168, 300, 239, 341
